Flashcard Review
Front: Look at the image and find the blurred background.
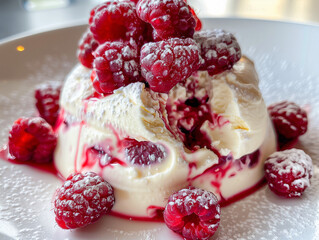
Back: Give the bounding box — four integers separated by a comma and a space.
1, 0, 319, 41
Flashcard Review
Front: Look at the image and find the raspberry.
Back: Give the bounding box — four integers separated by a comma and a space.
194, 29, 241, 76
183, 0, 202, 31
268, 101, 308, 139
8, 117, 57, 163
54, 172, 115, 229
140, 38, 201, 93
92, 40, 140, 94
136, 0, 196, 40
124, 138, 166, 166
264, 149, 313, 198
89, 0, 144, 44
164, 188, 220, 240
77, 30, 99, 69
35, 81, 62, 126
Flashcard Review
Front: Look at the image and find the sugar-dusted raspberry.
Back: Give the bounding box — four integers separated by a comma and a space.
183, 0, 202, 31
54, 172, 115, 229
92, 40, 140, 94
264, 149, 313, 198
124, 138, 166, 166
164, 188, 220, 240
268, 101, 308, 139
89, 0, 144, 44
194, 29, 241, 76
140, 38, 201, 93
136, 0, 196, 40
77, 30, 99, 69
35, 81, 62, 126
8, 117, 57, 163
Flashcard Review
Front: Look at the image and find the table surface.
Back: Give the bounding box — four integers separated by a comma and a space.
1, 0, 319, 42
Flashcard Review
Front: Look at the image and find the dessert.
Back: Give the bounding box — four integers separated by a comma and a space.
54, 56, 277, 218
51, 0, 279, 223
1, 0, 313, 239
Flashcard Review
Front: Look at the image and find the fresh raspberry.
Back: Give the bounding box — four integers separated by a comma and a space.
54, 172, 115, 229
35, 81, 62, 126
77, 30, 99, 69
124, 138, 167, 166
268, 101, 308, 139
164, 188, 220, 240
92, 40, 140, 94
183, 0, 202, 31
8, 117, 57, 163
140, 38, 201, 93
89, 0, 144, 44
136, 0, 196, 40
264, 149, 313, 198
194, 29, 241, 76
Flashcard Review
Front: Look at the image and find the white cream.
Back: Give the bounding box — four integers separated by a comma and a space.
54, 57, 277, 218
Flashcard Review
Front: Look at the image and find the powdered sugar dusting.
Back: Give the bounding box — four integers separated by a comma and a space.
1, 20, 319, 240
266, 149, 313, 180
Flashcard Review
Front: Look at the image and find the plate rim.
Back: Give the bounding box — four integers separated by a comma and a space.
1, 17, 319, 45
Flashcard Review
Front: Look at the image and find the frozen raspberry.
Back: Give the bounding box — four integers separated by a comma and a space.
92, 40, 140, 94
124, 139, 166, 166
264, 149, 313, 198
140, 38, 201, 93
35, 81, 62, 126
194, 29, 241, 76
54, 172, 115, 229
136, 0, 196, 40
77, 30, 99, 69
164, 188, 220, 240
8, 117, 57, 163
89, 0, 144, 44
268, 101, 308, 139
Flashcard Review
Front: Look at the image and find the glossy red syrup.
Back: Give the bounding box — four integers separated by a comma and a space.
82, 145, 127, 171
0, 105, 280, 223
110, 205, 164, 222
0, 145, 58, 176
166, 77, 229, 153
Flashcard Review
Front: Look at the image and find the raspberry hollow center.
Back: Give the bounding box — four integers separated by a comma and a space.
183, 213, 200, 225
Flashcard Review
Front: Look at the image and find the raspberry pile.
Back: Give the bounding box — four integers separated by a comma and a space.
164, 188, 220, 240
54, 172, 115, 229
77, 0, 241, 94
8, 117, 57, 163
268, 101, 308, 140
264, 149, 313, 198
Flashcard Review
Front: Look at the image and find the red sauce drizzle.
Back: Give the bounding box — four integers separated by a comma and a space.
0, 145, 58, 176
110, 205, 164, 222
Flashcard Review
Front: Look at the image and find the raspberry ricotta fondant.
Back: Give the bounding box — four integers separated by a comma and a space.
54, 56, 277, 218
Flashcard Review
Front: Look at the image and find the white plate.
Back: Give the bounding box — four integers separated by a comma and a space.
0, 19, 319, 240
